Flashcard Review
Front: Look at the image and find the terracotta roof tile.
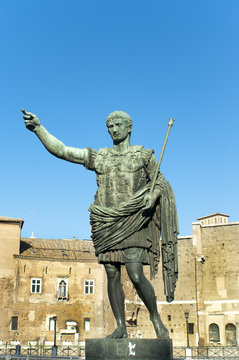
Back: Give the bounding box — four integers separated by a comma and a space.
18, 237, 97, 261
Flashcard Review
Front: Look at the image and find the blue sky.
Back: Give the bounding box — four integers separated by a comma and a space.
1, 0, 238, 239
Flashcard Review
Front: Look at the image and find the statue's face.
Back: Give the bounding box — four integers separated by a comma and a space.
107, 117, 132, 143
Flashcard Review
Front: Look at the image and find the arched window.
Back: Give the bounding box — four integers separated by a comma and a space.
209, 323, 220, 343
226, 323, 236, 346
58, 280, 67, 299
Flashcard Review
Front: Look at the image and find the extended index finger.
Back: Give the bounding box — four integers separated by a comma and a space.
21, 108, 30, 115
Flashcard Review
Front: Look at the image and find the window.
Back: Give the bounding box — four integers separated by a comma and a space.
57, 278, 68, 300
188, 323, 194, 334
226, 323, 236, 346
84, 318, 90, 331
49, 318, 56, 331
84, 280, 94, 294
168, 315, 171, 321
31, 278, 42, 293
11, 317, 18, 330
209, 323, 220, 343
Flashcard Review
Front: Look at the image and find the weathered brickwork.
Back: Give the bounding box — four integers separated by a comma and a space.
198, 222, 239, 346
121, 216, 239, 347
8, 258, 107, 343
1, 213, 239, 347
0, 219, 113, 345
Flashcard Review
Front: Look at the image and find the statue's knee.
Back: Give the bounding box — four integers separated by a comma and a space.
129, 271, 142, 285
107, 270, 118, 280
105, 265, 119, 280
126, 263, 144, 285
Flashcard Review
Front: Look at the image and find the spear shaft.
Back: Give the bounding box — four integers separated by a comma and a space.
150, 118, 174, 194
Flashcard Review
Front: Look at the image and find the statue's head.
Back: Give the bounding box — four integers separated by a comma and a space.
106, 111, 132, 128
106, 111, 133, 142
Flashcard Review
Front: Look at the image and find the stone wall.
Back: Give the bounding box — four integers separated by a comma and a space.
199, 223, 239, 346
0, 219, 113, 344
1, 255, 110, 344
0, 217, 23, 277
122, 221, 239, 346
1, 216, 239, 347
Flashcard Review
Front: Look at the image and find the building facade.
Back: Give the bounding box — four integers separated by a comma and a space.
0, 216, 110, 346
123, 213, 239, 347
0, 213, 239, 347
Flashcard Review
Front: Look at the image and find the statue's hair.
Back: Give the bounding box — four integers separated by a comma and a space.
106, 111, 132, 127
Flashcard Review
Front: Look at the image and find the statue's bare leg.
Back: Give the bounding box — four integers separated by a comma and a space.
125, 262, 169, 338
104, 263, 127, 338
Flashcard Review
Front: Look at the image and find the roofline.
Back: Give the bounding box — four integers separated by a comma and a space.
192, 221, 239, 228
14, 254, 98, 262
197, 213, 230, 220
21, 237, 92, 242
0, 216, 24, 229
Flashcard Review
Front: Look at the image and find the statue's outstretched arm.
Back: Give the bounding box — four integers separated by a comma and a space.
21, 109, 87, 164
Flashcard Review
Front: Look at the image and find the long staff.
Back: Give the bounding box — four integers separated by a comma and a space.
150, 118, 174, 194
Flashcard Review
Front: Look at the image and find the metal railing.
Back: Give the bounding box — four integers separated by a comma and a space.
0, 345, 84, 359
173, 346, 239, 359
0, 344, 238, 359
0, 357, 84, 360
0, 357, 72, 360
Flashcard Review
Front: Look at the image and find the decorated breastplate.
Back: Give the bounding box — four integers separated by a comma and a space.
94, 146, 148, 208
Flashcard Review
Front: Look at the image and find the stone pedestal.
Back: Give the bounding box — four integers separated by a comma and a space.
85, 338, 173, 360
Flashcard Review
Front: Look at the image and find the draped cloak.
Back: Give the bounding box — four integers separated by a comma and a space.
85, 147, 179, 303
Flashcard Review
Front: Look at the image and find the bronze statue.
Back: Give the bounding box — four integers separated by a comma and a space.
21, 109, 178, 339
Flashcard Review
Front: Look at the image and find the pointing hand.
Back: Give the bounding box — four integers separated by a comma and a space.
21, 108, 41, 132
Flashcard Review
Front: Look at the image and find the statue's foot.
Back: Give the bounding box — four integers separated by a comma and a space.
150, 315, 169, 338
107, 326, 128, 339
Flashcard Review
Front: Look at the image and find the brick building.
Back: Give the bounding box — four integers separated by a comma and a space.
0, 213, 239, 347
0, 216, 111, 346
124, 213, 239, 347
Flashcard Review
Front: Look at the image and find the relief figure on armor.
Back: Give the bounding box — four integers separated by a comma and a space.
21, 108, 178, 339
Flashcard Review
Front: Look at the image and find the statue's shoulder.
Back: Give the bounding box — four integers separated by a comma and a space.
131, 145, 153, 152
84, 147, 98, 171
132, 145, 154, 163
85, 147, 109, 171
97, 147, 109, 156
131, 145, 143, 152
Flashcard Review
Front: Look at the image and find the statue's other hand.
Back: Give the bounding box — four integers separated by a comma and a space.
143, 193, 158, 211
21, 108, 41, 132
